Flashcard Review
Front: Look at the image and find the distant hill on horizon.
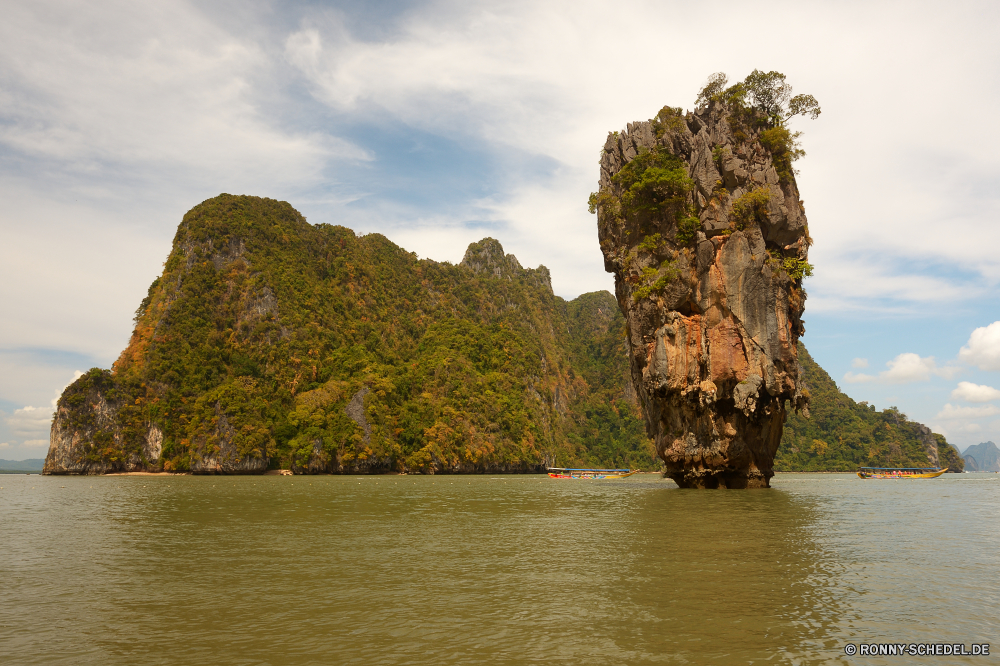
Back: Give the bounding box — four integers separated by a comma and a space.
0, 458, 45, 472
963, 440, 996, 455
962, 441, 1000, 472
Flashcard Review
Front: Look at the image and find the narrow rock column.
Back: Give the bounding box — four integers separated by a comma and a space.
594, 103, 810, 488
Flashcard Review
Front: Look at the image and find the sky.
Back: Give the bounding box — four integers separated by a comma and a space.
2, 0, 1000, 461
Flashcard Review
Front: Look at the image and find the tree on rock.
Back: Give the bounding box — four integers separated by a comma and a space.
695, 70, 820, 182
696, 70, 821, 125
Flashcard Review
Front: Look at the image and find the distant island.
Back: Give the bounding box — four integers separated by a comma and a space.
962, 441, 999, 472
0, 458, 44, 473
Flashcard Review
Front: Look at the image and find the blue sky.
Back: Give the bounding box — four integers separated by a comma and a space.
3, 0, 1000, 460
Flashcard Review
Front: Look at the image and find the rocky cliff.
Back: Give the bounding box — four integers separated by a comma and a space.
937, 439, 965, 473
592, 101, 811, 488
45, 195, 653, 475
44, 368, 165, 475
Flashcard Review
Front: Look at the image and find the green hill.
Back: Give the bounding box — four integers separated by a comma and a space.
48, 194, 656, 474
775, 344, 962, 472
0, 459, 45, 473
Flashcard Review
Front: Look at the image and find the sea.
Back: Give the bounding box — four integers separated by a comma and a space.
1, 472, 997, 665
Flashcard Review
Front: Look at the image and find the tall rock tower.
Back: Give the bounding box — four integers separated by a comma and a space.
592, 99, 811, 488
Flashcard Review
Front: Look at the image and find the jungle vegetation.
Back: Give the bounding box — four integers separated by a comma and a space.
64, 194, 658, 473
697, 69, 820, 182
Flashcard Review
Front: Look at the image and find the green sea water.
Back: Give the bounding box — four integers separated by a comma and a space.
1, 473, 997, 665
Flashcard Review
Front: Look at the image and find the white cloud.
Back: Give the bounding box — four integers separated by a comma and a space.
935, 404, 1000, 420
0, 442, 9, 449
6, 405, 54, 439
2, 370, 82, 447
803, 255, 985, 315
843, 353, 960, 384
959, 322, 1000, 371
951, 381, 1000, 403
843, 371, 876, 384
851, 358, 869, 368
958, 423, 983, 433
0, 2, 360, 192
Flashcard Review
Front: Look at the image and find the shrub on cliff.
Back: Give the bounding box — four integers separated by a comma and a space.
758, 127, 804, 183
696, 70, 820, 182
588, 146, 697, 240
729, 186, 771, 231
697, 70, 821, 124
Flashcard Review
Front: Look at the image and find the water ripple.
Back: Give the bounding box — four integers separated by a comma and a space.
1, 473, 997, 664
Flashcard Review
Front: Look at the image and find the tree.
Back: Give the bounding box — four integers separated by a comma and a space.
693, 70, 821, 182
743, 70, 792, 122
694, 72, 729, 108
787, 93, 821, 120
695, 69, 821, 125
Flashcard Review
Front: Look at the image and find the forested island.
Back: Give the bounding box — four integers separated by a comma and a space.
46, 195, 651, 474
43, 194, 959, 475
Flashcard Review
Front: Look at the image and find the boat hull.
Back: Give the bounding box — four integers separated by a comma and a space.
547, 471, 637, 480
857, 468, 948, 479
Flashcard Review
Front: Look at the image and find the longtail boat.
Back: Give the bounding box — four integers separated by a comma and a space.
857, 467, 948, 479
547, 468, 637, 479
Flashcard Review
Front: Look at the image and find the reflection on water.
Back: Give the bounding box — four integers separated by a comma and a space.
1, 473, 998, 665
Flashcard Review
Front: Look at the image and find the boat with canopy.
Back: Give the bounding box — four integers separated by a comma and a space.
547, 468, 637, 479
857, 467, 948, 479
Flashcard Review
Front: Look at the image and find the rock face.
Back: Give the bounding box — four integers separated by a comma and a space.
461, 238, 554, 292
915, 426, 965, 473
594, 103, 811, 488
44, 369, 164, 475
